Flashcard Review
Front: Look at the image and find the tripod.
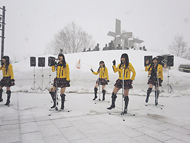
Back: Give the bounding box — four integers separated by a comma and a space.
37, 67, 48, 91
30, 67, 39, 91
165, 67, 173, 93
45, 67, 52, 90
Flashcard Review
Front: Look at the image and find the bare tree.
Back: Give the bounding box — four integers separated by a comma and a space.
168, 35, 190, 59
46, 22, 95, 54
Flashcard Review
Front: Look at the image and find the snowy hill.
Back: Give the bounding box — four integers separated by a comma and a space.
11, 50, 190, 96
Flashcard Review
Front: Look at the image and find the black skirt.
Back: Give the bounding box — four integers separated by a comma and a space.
114, 79, 133, 89
53, 78, 70, 88
148, 77, 162, 87
96, 78, 108, 85
0, 77, 15, 87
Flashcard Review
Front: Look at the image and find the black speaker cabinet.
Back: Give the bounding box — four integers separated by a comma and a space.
167, 55, 174, 67
158, 56, 164, 67
48, 57, 55, 66
38, 57, 45, 67
144, 56, 152, 66
30, 57, 36, 67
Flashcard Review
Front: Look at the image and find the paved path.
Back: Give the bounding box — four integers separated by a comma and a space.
0, 92, 190, 143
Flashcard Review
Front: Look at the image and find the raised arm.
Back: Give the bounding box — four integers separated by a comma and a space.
92, 70, 99, 75
51, 66, 55, 72
145, 64, 151, 72
145, 60, 150, 71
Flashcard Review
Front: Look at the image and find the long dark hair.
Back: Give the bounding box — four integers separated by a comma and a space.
148, 57, 158, 71
58, 53, 66, 68
119, 53, 129, 69
98, 61, 105, 72
2, 56, 10, 74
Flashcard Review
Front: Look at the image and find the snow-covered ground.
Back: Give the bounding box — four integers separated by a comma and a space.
11, 50, 190, 96
1, 92, 190, 143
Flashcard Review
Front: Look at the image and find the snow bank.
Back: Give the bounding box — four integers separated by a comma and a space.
10, 50, 190, 96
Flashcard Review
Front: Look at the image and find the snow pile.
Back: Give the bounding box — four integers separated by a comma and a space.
10, 50, 190, 96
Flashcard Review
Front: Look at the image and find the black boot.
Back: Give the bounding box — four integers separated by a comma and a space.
155, 90, 160, 106
107, 92, 117, 110
49, 91, 56, 108
93, 87, 98, 100
102, 90, 106, 101
124, 96, 129, 114
60, 94, 66, 110
5, 90, 11, 106
0, 89, 3, 102
145, 88, 152, 103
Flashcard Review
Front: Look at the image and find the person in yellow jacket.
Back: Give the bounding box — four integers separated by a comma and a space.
145, 57, 163, 105
107, 53, 136, 114
49, 54, 70, 110
0, 56, 15, 106
90, 61, 109, 101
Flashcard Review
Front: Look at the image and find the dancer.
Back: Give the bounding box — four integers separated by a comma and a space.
107, 53, 136, 114
91, 61, 109, 101
0, 56, 15, 106
49, 54, 70, 110
145, 57, 163, 105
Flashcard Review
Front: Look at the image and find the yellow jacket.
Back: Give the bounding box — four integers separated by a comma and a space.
51, 63, 70, 81
112, 63, 136, 80
0, 64, 14, 80
145, 64, 163, 80
93, 67, 109, 80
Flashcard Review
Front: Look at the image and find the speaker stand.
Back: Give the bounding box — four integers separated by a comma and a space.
166, 67, 173, 93
163, 67, 173, 93
45, 67, 52, 90
30, 67, 39, 91
37, 67, 48, 91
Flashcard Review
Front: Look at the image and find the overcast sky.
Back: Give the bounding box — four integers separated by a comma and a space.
1, 0, 190, 60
